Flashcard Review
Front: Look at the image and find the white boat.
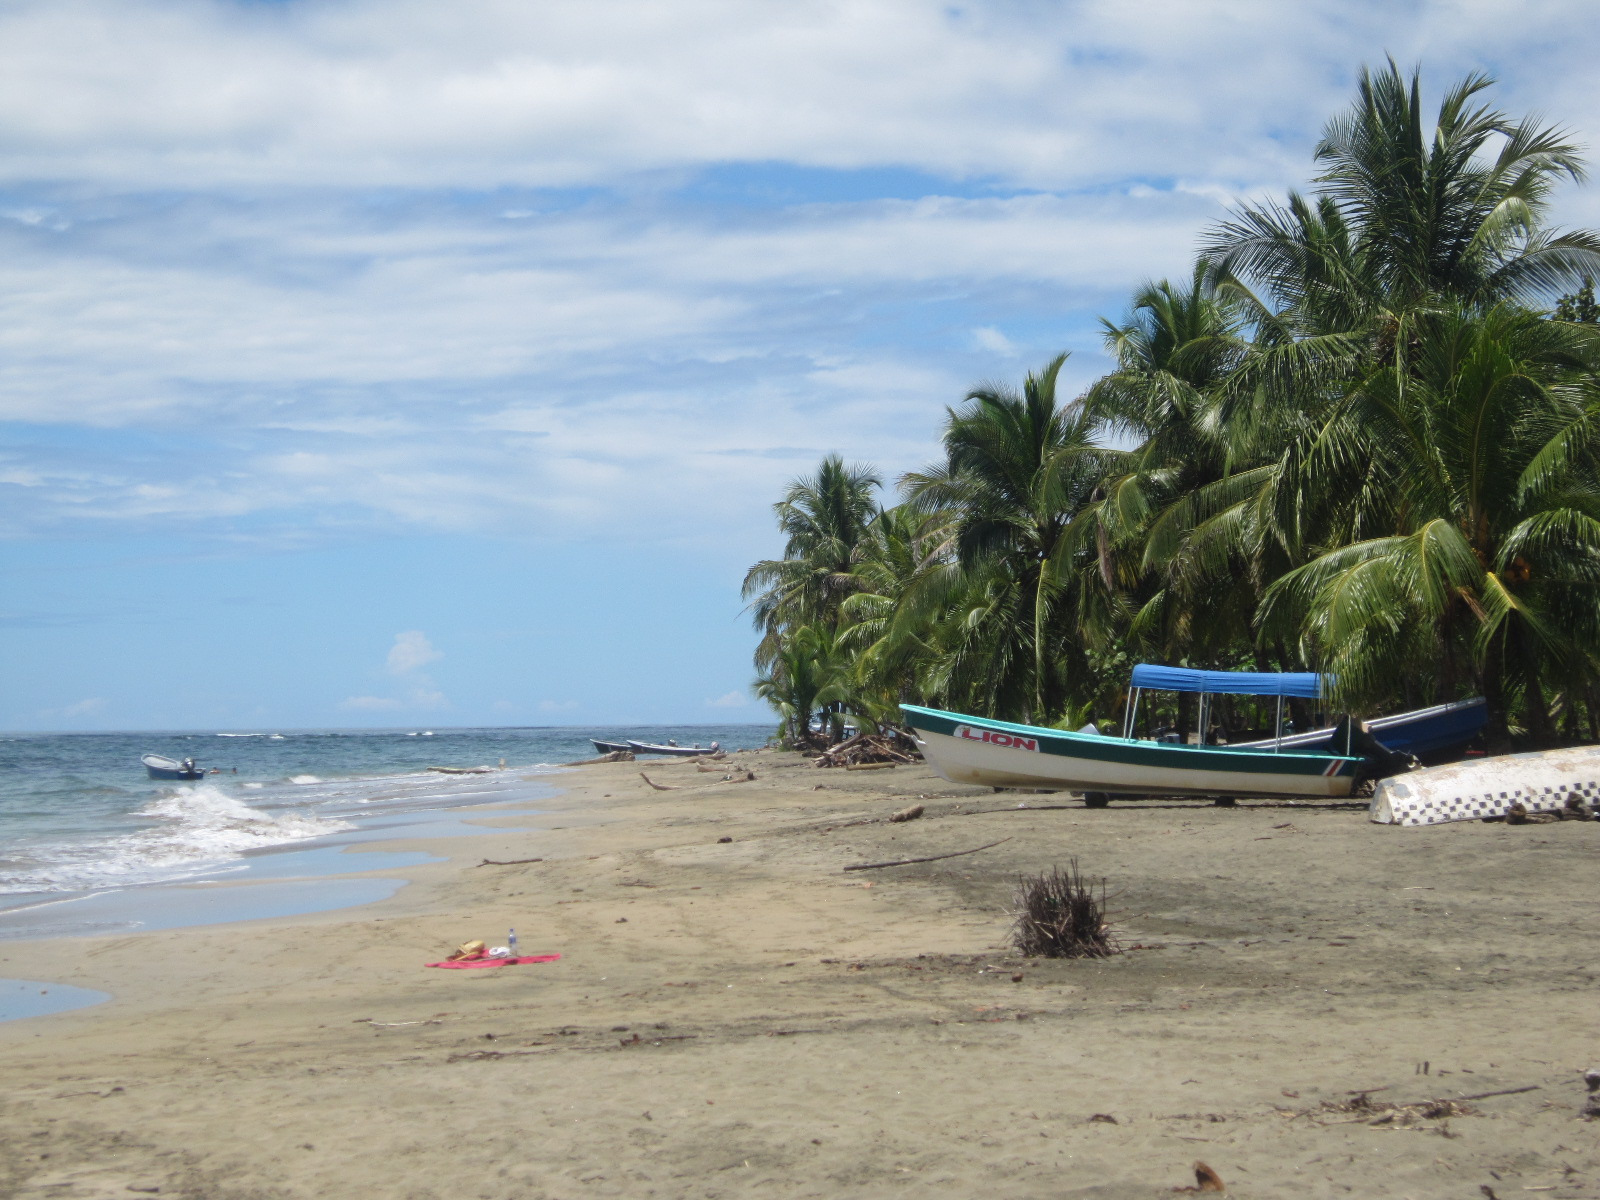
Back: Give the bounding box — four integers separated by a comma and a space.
141, 753, 204, 781
627, 740, 720, 757
901, 704, 1361, 799
1370, 746, 1600, 826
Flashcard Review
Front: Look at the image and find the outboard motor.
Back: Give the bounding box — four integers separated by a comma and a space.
1331, 715, 1419, 783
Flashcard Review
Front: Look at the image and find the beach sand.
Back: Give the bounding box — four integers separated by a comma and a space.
0, 750, 1594, 1199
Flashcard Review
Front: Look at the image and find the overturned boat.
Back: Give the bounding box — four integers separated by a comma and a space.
1371, 746, 1600, 826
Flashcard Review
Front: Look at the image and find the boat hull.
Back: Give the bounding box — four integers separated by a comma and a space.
591, 740, 632, 755
1233, 697, 1486, 758
626, 741, 715, 757
141, 754, 204, 781
902, 705, 1360, 799
1370, 746, 1600, 826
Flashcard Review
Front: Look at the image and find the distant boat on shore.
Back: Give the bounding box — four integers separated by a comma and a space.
627, 740, 720, 757
591, 739, 633, 755
141, 753, 205, 781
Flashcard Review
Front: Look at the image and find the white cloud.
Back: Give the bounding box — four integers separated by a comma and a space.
387, 630, 442, 676
972, 327, 1017, 356
3, 1, 1600, 556
0, 1, 1584, 194
538, 699, 578, 712
59, 696, 105, 716
341, 695, 402, 711
706, 690, 748, 708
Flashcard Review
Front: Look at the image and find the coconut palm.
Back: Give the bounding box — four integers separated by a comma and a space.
742, 455, 882, 666
752, 624, 851, 749
1260, 303, 1600, 747
901, 354, 1121, 721
1206, 60, 1600, 324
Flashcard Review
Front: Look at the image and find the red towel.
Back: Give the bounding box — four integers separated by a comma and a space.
425, 954, 562, 970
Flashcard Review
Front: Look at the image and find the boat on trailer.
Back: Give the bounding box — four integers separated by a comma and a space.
141, 753, 205, 781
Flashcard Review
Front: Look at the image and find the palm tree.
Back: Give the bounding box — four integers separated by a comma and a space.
901, 354, 1120, 722
752, 624, 850, 749
1260, 303, 1600, 747
742, 455, 882, 667
1086, 263, 1271, 683
1206, 60, 1600, 323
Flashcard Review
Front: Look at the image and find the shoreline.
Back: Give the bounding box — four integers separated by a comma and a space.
0, 750, 1594, 1197
0, 768, 563, 946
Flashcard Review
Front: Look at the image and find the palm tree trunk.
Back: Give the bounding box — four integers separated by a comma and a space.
1479, 644, 1513, 754
1032, 566, 1047, 724
1522, 662, 1555, 747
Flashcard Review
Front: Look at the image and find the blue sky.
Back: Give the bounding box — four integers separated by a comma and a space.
4, 0, 1600, 731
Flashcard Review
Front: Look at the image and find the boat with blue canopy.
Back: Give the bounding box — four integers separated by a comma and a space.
1122, 664, 1485, 759
900, 662, 1456, 800
900, 702, 1363, 798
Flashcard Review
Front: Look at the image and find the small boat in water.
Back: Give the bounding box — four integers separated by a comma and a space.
141, 753, 205, 781
591, 739, 633, 755
626, 740, 721, 757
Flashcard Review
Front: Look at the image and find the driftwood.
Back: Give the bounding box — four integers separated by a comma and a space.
888, 804, 924, 823
845, 761, 896, 771
814, 727, 921, 768
475, 857, 545, 868
1441, 1084, 1540, 1103
843, 837, 1011, 872
427, 765, 494, 774
562, 751, 634, 765
641, 771, 754, 791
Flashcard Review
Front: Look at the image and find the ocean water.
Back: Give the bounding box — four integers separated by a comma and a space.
0, 723, 769, 923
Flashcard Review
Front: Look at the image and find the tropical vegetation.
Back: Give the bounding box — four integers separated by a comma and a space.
744, 62, 1600, 752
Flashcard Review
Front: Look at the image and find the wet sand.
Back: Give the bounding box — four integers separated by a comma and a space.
0, 750, 1595, 1199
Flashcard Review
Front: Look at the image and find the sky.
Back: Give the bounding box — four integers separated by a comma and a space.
5, 0, 1600, 731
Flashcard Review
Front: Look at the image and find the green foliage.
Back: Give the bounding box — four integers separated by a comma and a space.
744, 61, 1600, 751
1555, 277, 1599, 323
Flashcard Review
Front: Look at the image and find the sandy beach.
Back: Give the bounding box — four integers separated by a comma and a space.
0, 751, 1595, 1199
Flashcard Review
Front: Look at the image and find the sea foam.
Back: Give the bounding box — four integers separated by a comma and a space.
0, 786, 352, 894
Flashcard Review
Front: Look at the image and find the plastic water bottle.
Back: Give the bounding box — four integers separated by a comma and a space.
507, 928, 518, 958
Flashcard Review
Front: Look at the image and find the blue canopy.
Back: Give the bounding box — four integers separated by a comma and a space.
1130, 663, 1324, 699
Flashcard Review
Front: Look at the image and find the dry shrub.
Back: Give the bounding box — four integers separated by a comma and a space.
1010, 859, 1116, 959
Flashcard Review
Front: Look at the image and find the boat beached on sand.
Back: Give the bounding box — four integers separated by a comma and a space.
591, 739, 633, 755
902, 703, 1363, 799
901, 663, 1455, 801
627, 739, 721, 758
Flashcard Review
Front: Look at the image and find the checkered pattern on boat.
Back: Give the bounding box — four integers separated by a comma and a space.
1371, 759, 1600, 827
